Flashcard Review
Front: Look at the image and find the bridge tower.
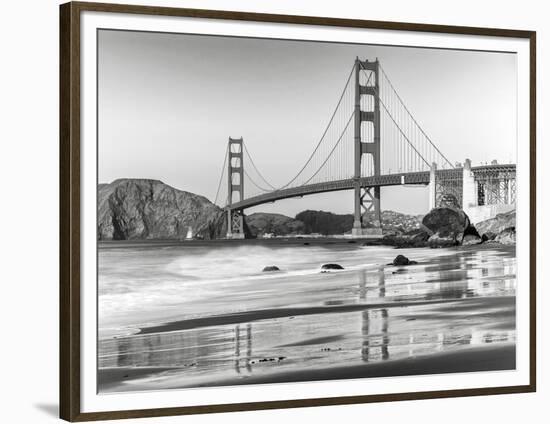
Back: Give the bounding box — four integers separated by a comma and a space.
226, 137, 245, 239
352, 57, 383, 237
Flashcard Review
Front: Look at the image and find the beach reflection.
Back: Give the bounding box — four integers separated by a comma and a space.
98, 245, 516, 391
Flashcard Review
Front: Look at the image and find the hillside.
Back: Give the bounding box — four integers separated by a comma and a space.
97, 179, 226, 240
295, 209, 422, 235
96, 179, 424, 240
245, 213, 304, 237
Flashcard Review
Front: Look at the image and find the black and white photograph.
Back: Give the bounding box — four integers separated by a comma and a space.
96, 29, 520, 394
2, 0, 548, 422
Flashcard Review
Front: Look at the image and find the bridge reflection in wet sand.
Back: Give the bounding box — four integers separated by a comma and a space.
98, 246, 516, 392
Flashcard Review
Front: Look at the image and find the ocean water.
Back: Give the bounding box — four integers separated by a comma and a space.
97, 240, 516, 391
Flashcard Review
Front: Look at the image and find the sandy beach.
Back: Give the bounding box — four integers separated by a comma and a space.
98, 343, 515, 392
98, 241, 516, 393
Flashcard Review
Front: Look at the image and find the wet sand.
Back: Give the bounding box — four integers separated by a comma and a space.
98, 242, 516, 393
138, 296, 513, 335
98, 343, 515, 392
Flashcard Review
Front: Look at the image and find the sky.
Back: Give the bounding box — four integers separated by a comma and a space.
98, 29, 517, 216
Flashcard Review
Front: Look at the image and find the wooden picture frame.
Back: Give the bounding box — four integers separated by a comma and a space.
60, 1, 536, 421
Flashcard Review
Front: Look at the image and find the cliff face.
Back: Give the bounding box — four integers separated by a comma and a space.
475, 210, 516, 236
98, 179, 225, 240
245, 213, 304, 237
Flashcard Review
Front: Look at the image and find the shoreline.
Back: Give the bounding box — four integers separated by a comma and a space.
137, 295, 515, 336
98, 343, 516, 392
98, 237, 515, 250
98, 243, 516, 393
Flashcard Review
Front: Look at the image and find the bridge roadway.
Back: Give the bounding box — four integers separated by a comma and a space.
227, 164, 516, 211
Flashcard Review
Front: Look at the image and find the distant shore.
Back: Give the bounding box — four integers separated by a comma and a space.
98, 237, 515, 250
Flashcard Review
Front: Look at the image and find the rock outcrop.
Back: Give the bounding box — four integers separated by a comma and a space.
422, 207, 471, 247
475, 210, 516, 246
382, 228, 430, 248
475, 210, 516, 239
495, 226, 516, 245
98, 179, 226, 240
462, 234, 482, 246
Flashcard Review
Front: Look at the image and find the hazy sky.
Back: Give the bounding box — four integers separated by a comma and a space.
98, 30, 516, 216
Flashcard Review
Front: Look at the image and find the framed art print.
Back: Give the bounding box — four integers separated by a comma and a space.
60, 2, 536, 421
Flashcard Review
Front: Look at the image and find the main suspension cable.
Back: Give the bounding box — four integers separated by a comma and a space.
213, 144, 229, 205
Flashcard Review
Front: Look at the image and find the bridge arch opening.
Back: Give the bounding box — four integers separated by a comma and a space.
243, 185, 431, 222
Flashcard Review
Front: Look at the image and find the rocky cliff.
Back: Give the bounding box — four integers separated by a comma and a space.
97, 179, 226, 240
475, 210, 516, 237
475, 210, 516, 245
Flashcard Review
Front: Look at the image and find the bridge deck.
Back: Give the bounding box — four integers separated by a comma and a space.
228, 171, 430, 210
226, 164, 516, 211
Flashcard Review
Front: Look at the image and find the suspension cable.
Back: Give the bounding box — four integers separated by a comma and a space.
243, 169, 272, 192
359, 63, 430, 168
378, 64, 453, 168
301, 111, 355, 186
276, 62, 356, 190
213, 143, 228, 205
242, 142, 277, 190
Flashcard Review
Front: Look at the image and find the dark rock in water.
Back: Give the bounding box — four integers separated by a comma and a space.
321, 263, 344, 272
262, 266, 280, 272
391, 254, 417, 266
462, 234, 482, 246
495, 226, 516, 245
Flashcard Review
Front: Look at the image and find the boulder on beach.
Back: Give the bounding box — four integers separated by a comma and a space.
422, 207, 470, 248
262, 266, 280, 272
495, 227, 516, 245
422, 207, 470, 235
391, 254, 417, 266
476, 211, 516, 245
321, 263, 344, 272
464, 223, 481, 238
462, 223, 481, 246
481, 231, 497, 242
476, 210, 515, 236
428, 232, 459, 248
382, 228, 430, 248
462, 234, 482, 246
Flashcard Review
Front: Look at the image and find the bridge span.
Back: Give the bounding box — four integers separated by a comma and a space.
229, 171, 430, 211
228, 162, 515, 222
213, 57, 516, 239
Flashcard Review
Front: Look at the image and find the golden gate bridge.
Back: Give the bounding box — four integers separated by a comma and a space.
213, 58, 516, 238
